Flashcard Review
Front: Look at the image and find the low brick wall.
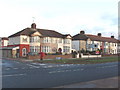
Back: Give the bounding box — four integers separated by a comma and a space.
27, 54, 72, 60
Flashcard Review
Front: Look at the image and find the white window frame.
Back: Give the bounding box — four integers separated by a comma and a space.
63, 46, 70, 53
42, 46, 50, 53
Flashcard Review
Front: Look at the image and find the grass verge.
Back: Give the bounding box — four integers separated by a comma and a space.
33, 56, 119, 64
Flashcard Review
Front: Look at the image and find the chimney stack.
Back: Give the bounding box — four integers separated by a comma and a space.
111, 36, 114, 38
98, 33, 101, 37
31, 23, 36, 29
80, 31, 85, 34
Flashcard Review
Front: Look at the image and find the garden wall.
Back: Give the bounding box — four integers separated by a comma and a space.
27, 54, 72, 60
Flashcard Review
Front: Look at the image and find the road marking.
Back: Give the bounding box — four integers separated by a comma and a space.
5, 69, 10, 70
43, 66, 48, 68
81, 64, 85, 65
27, 64, 40, 68
29, 67, 34, 69
49, 69, 83, 74
81, 69, 84, 71
49, 70, 66, 74
60, 65, 65, 67
2, 73, 26, 77
49, 71, 56, 74
38, 64, 46, 65
73, 70, 77, 71
73, 69, 81, 71
59, 70, 65, 72
65, 70, 71, 72
47, 65, 53, 68
32, 63, 46, 66
49, 68, 86, 74
22, 67, 25, 69
5, 68, 10, 70
43, 66, 54, 68
97, 65, 118, 69
16, 62, 20, 64
57, 71, 61, 72
13, 68, 18, 69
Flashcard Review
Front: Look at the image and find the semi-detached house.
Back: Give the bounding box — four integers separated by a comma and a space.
7, 23, 72, 58
72, 31, 119, 54
1, 25, 119, 58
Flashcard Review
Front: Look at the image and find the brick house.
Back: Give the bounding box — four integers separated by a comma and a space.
7, 23, 72, 58
72, 31, 119, 54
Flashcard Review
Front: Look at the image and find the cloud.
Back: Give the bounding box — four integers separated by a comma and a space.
0, 0, 118, 39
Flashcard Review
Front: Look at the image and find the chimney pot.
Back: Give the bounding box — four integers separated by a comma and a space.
98, 33, 101, 36
31, 23, 36, 29
80, 31, 85, 34
111, 36, 114, 38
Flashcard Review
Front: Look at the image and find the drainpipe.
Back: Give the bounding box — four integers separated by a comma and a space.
79, 40, 80, 52
39, 37, 41, 60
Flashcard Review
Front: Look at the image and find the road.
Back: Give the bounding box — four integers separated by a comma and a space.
2, 59, 119, 88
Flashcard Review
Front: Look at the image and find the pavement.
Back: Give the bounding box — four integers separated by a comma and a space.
54, 76, 119, 88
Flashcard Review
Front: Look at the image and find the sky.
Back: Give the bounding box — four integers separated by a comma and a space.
0, 0, 118, 39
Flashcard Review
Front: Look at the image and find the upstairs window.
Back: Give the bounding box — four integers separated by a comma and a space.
43, 37, 51, 43
22, 38, 28, 43
30, 36, 40, 43
63, 39, 70, 44
59, 38, 62, 43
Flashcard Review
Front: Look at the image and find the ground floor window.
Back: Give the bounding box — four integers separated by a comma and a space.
42, 46, 50, 53
30, 46, 40, 53
63, 46, 70, 53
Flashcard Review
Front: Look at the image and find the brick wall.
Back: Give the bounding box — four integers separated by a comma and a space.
27, 54, 72, 60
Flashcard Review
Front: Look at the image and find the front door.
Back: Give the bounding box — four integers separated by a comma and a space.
22, 48, 27, 57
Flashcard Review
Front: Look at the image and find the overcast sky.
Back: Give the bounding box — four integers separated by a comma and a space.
0, 0, 118, 38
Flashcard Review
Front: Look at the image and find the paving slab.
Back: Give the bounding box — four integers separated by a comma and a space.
54, 77, 119, 88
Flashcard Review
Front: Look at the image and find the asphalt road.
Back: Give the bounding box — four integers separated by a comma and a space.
1, 59, 119, 88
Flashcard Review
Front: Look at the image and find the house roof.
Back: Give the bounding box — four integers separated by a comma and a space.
72, 34, 88, 40
86, 34, 118, 43
37, 29, 64, 38
62, 34, 72, 38
8, 26, 70, 38
8, 28, 33, 38
1, 37, 8, 40
72, 33, 119, 43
